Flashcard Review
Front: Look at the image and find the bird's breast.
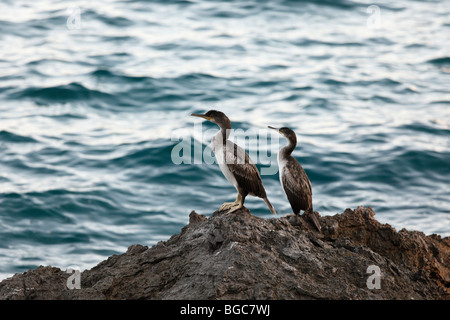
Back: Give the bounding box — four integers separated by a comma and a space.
214, 144, 239, 190
278, 153, 287, 190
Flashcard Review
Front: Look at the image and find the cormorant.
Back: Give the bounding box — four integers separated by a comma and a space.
191, 110, 276, 214
268, 126, 320, 230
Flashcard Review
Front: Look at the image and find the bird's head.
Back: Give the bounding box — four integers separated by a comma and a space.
191, 110, 231, 129
268, 126, 297, 143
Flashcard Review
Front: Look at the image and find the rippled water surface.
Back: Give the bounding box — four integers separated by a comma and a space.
0, 0, 449, 279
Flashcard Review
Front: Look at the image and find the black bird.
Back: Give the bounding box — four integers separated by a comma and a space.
191, 110, 276, 214
268, 126, 320, 230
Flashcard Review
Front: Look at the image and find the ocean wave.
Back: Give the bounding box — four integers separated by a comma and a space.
0, 192, 74, 224
127, 0, 193, 4
292, 38, 364, 47
83, 9, 135, 28
109, 141, 176, 168
2, 157, 69, 177
427, 57, 450, 65
398, 122, 450, 136
0, 130, 37, 143
282, 0, 362, 9
90, 69, 152, 83
100, 35, 137, 42
9, 82, 116, 105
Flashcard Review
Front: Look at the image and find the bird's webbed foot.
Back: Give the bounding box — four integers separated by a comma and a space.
219, 201, 238, 212
219, 193, 243, 212
227, 202, 244, 214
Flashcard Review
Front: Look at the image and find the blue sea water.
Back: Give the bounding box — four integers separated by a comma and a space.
0, 0, 449, 280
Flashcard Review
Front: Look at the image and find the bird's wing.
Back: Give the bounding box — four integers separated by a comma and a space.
224, 142, 266, 198
281, 157, 312, 213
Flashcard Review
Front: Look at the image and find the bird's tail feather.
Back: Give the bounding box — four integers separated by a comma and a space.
305, 209, 321, 232
263, 197, 277, 215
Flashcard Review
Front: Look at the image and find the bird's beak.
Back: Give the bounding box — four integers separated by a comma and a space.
268, 126, 280, 133
191, 113, 213, 121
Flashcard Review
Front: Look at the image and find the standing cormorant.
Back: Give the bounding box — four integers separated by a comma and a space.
191, 110, 276, 214
268, 126, 320, 230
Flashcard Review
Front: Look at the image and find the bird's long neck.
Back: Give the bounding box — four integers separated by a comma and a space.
216, 121, 232, 144
280, 135, 297, 158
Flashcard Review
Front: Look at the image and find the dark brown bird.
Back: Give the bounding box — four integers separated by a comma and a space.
191, 110, 276, 214
268, 126, 320, 230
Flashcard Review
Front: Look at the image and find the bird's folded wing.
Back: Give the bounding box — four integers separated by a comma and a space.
225, 143, 266, 198
281, 161, 312, 212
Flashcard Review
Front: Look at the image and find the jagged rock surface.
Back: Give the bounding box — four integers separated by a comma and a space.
0, 206, 448, 300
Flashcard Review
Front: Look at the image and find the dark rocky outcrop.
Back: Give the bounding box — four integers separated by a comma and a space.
0, 206, 448, 300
